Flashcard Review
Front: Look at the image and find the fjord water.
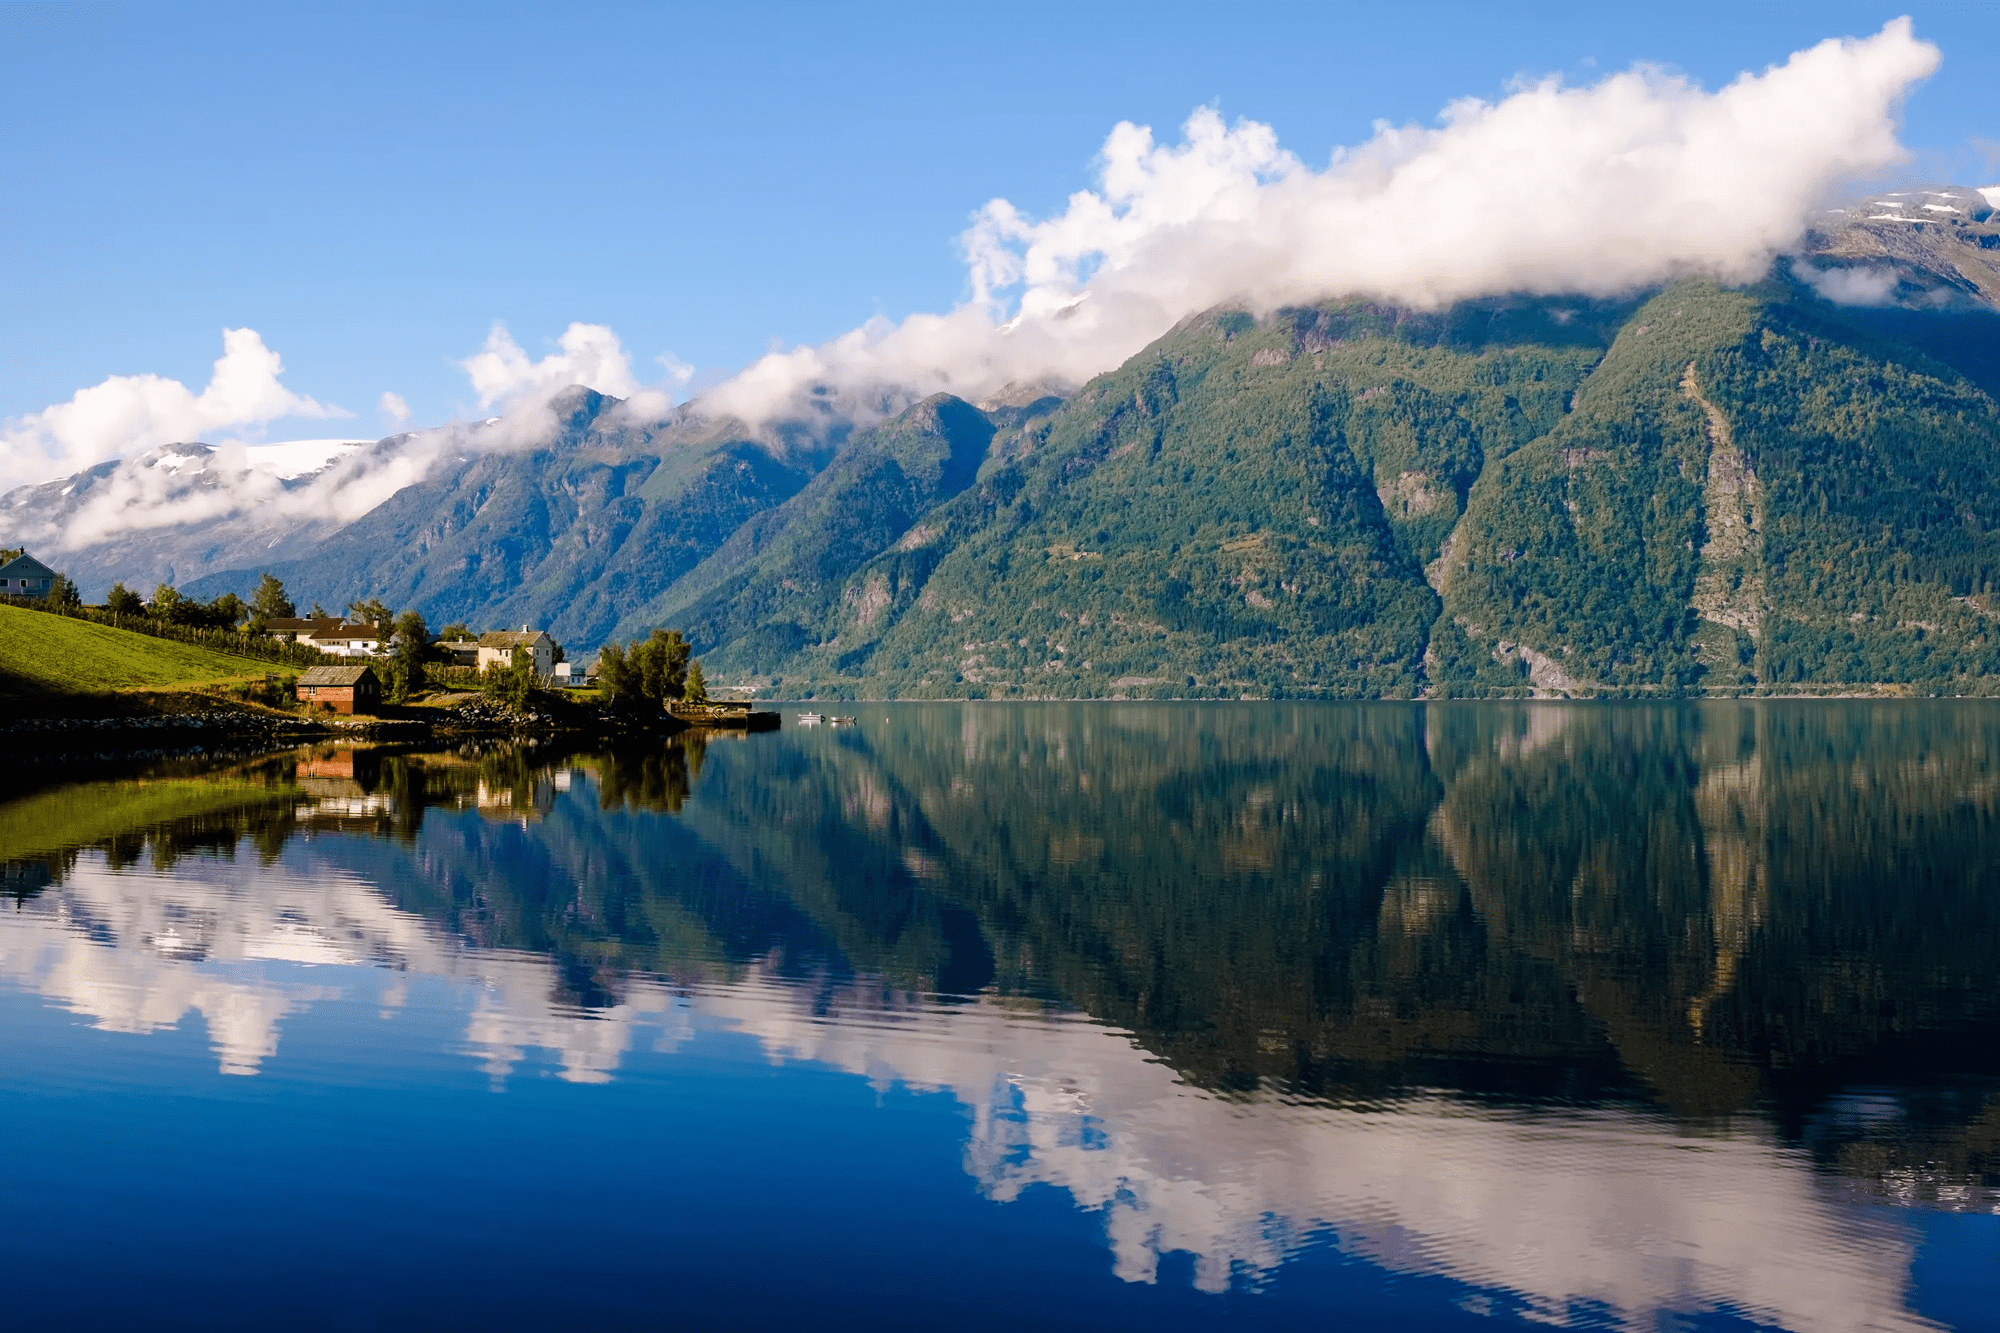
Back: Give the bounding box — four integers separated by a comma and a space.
2, 705, 1996, 1331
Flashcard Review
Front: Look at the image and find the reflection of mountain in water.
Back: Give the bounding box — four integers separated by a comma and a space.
3, 703, 1998, 1327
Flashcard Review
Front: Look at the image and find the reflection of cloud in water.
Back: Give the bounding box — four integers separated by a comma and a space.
0, 853, 665, 1082
0, 851, 1937, 1331
701, 969, 1935, 1332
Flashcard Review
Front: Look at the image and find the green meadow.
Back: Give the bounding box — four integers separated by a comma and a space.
0, 604, 278, 699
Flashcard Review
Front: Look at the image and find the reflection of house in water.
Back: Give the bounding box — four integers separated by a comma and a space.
295, 749, 392, 820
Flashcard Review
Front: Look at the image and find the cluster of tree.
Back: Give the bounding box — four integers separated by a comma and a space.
597, 629, 707, 714
103, 581, 250, 630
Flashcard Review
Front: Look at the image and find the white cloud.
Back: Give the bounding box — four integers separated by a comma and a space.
0, 327, 342, 489
1797, 261, 1901, 305
459, 321, 640, 410
0, 21, 1949, 556
378, 390, 411, 426
699, 19, 1939, 429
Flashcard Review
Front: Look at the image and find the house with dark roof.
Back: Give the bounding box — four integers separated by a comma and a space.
296, 664, 381, 714
264, 616, 348, 642
0, 553, 58, 600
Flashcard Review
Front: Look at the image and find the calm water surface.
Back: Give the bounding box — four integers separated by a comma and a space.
2, 703, 1996, 1331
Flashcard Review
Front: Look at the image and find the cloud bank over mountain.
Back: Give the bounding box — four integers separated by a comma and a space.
703, 19, 1938, 426
0, 19, 1945, 551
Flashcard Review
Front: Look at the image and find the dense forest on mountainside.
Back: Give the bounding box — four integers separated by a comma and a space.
649, 269, 2000, 698
21, 190, 1998, 697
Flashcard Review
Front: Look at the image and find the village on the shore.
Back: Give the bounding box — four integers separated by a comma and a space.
0, 548, 756, 726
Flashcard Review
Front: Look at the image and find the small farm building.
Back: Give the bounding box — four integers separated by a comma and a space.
297, 664, 382, 714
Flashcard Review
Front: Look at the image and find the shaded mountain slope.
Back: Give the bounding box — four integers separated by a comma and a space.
185, 388, 828, 647
605, 392, 1006, 659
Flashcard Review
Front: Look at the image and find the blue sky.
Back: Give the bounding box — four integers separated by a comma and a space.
2, 0, 1995, 449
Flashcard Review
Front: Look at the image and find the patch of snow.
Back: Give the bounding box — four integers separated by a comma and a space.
60, 485, 73, 496
240, 439, 369, 480
1980, 186, 2000, 209
1922, 204, 1961, 214
1865, 214, 1921, 223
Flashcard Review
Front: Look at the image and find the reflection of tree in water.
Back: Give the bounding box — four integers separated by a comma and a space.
685, 702, 2000, 1202
589, 734, 706, 814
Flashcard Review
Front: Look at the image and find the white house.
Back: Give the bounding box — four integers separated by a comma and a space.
305, 622, 386, 657
477, 628, 556, 676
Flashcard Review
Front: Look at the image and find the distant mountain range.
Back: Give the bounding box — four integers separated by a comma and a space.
11, 186, 2000, 697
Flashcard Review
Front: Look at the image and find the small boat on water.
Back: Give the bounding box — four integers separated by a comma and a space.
829, 715, 858, 725
796, 712, 825, 726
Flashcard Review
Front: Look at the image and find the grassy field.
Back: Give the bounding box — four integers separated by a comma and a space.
0, 604, 279, 697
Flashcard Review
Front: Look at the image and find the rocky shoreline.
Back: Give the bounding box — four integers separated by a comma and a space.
0, 696, 778, 766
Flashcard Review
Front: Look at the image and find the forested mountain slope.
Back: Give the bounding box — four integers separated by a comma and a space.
658, 268, 2000, 698
605, 393, 1017, 657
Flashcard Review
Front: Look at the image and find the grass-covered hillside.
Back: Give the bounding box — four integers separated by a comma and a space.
0, 605, 278, 702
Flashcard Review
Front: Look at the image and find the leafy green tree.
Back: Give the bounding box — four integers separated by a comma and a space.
349, 597, 394, 632
683, 659, 708, 704
250, 574, 295, 626
437, 622, 472, 643
391, 610, 430, 699
598, 629, 692, 714
207, 592, 246, 629
481, 646, 535, 710
150, 583, 184, 619
104, 582, 144, 617
47, 573, 81, 611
